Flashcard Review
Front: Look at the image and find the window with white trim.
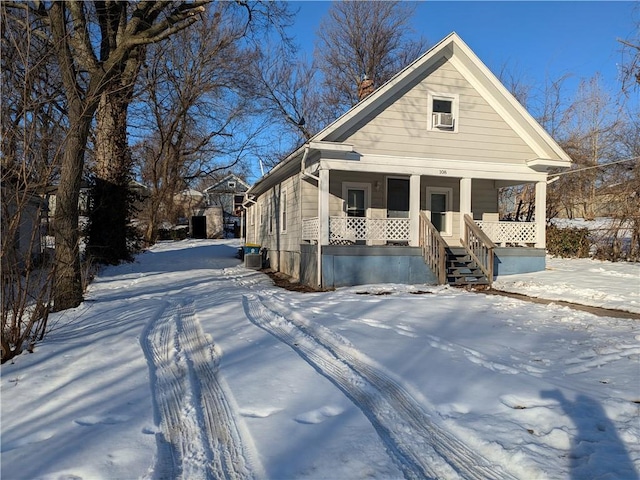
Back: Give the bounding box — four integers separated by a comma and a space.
268, 200, 273, 235
428, 92, 459, 132
280, 191, 287, 233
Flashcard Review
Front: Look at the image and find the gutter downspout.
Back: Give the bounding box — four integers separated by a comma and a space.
317, 179, 322, 289
242, 195, 257, 244
300, 144, 319, 181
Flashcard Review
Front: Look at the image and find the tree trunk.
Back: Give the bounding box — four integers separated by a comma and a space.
88, 84, 132, 264
44, 0, 206, 311
88, 51, 143, 264
52, 107, 93, 311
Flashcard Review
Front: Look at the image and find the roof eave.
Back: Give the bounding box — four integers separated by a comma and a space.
527, 158, 573, 172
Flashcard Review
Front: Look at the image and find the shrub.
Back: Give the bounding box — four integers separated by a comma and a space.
546, 225, 590, 258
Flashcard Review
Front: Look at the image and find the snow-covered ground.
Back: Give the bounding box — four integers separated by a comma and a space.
494, 256, 640, 314
2, 239, 639, 480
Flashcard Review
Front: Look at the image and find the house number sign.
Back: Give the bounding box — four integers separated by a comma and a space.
439, 170, 447, 175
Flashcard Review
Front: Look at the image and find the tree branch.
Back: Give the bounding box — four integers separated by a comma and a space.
67, 1, 101, 72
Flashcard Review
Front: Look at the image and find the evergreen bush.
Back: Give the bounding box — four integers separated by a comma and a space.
546, 225, 591, 258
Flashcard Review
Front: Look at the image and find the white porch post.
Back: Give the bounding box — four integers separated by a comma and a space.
318, 168, 329, 245
459, 177, 472, 241
317, 168, 329, 287
409, 174, 421, 246
535, 180, 546, 248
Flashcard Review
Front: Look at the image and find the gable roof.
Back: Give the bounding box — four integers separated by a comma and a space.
250, 32, 571, 193
204, 174, 250, 193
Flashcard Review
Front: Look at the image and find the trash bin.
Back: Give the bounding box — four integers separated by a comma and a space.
243, 243, 261, 255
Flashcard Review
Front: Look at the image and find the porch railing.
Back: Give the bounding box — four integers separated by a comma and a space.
301, 216, 411, 243
329, 216, 410, 243
462, 214, 496, 286
476, 220, 537, 246
419, 212, 447, 284
302, 217, 319, 241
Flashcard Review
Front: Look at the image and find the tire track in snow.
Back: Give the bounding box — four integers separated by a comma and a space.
141, 298, 262, 480
242, 293, 517, 480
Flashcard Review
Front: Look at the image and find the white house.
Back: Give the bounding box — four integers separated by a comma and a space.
203, 174, 250, 237
243, 33, 572, 289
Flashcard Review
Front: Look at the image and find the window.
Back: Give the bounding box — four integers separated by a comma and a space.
386, 177, 409, 218
268, 198, 274, 234
428, 92, 459, 132
228, 181, 236, 189
281, 191, 287, 233
433, 99, 452, 114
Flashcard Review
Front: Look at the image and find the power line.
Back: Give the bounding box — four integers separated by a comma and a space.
549, 156, 639, 180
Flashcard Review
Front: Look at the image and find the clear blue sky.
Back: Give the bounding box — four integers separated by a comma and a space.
290, 1, 637, 101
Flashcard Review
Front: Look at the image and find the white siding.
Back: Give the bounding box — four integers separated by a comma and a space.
471, 179, 498, 219
250, 175, 302, 278
340, 59, 536, 164
301, 177, 318, 220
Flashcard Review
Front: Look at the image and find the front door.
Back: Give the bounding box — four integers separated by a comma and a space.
426, 187, 452, 236
346, 188, 366, 218
343, 183, 370, 244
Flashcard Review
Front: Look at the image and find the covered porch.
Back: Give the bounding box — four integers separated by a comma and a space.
300, 168, 547, 247
299, 168, 549, 288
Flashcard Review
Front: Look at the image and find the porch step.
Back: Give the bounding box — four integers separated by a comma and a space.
445, 248, 489, 287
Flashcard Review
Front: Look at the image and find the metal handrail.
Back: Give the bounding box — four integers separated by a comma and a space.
419, 212, 447, 284
462, 214, 495, 285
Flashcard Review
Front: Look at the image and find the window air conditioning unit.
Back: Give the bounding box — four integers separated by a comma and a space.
433, 112, 454, 129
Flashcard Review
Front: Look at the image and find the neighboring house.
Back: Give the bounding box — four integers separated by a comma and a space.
46, 179, 150, 224
173, 188, 206, 237
203, 174, 250, 238
2, 187, 45, 271
45, 180, 90, 221
244, 33, 572, 289
174, 188, 205, 218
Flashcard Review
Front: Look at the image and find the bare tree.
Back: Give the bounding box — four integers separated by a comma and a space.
498, 62, 534, 108
87, 26, 147, 265
618, 5, 640, 93
560, 75, 620, 220
3, 1, 209, 311
133, 3, 271, 243
1, 4, 64, 362
314, 1, 427, 114
599, 103, 640, 260
253, 46, 318, 143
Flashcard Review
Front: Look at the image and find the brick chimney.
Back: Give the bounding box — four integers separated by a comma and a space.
357, 75, 374, 101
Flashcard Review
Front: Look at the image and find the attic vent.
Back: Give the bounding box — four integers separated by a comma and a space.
433, 112, 454, 129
